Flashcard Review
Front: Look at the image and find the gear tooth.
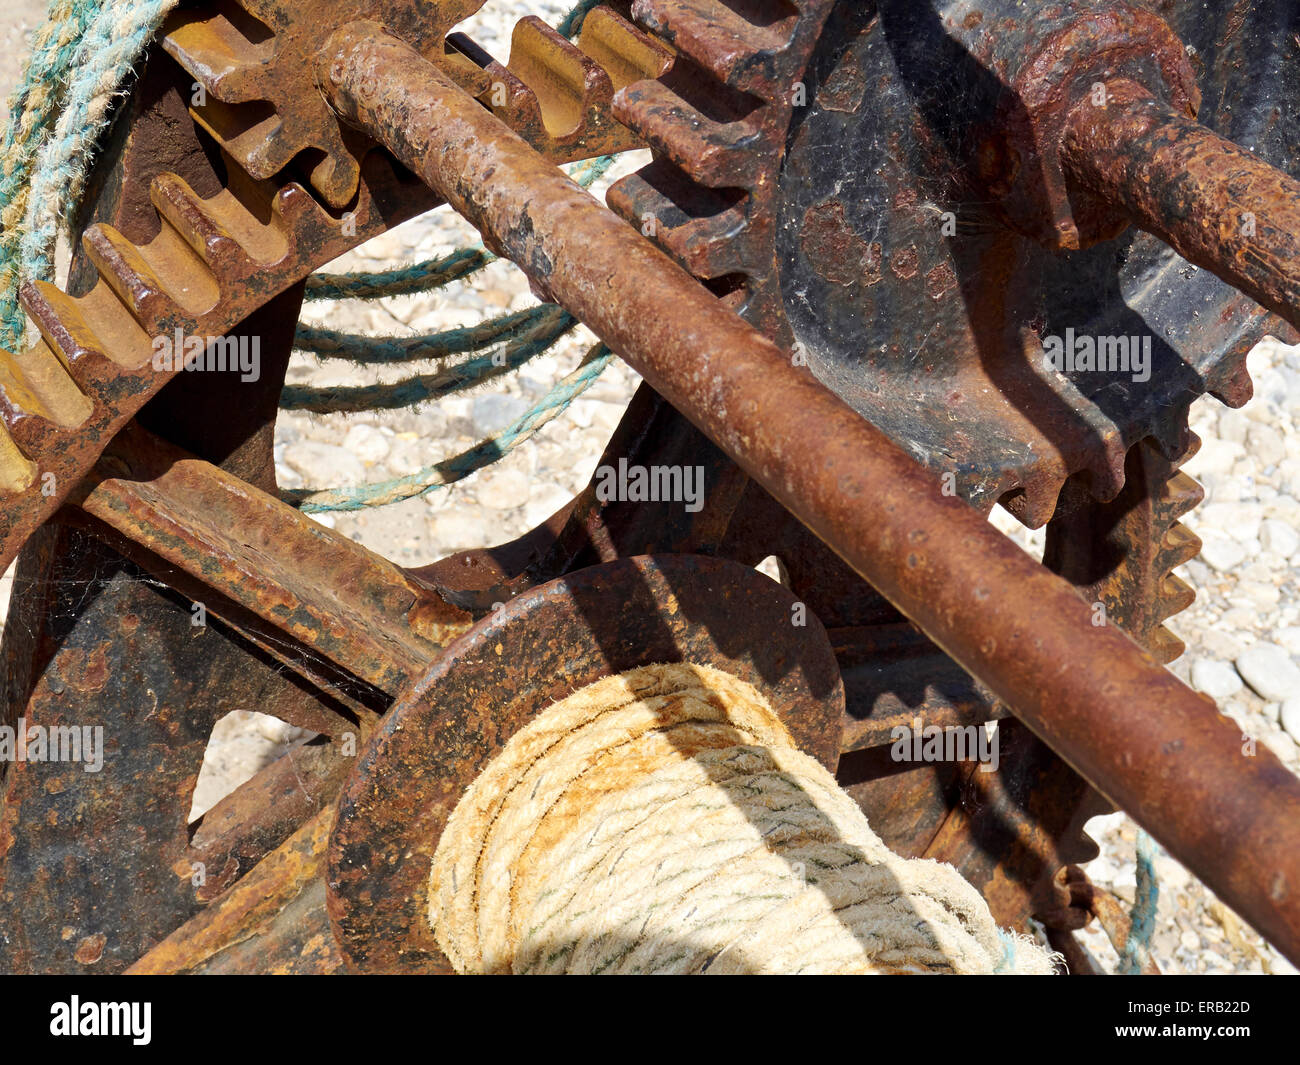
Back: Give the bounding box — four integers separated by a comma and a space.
1148, 625, 1187, 665
1157, 469, 1205, 523
232, 114, 301, 182
1156, 572, 1197, 621
20, 280, 150, 389
1148, 404, 1194, 460
1172, 429, 1201, 470
187, 97, 287, 180
269, 180, 328, 233
1020, 475, 1068, 529
82, 224, 190, 329
161, 17, 271, 105
608, 162, 752, 278
632, 0, 796, 93
0, 343, 89, 453
615, 78, 762, 187
578, 6, 674, 90
477, 59, 547, 134
150, 173, 261, 278
0, 421, 36, 493
1083, 433, 1129, 502
1157, 522, 1203, 572
302, 134, 365, 211
1209, 353, 1254, 407
508, 17, 615, 138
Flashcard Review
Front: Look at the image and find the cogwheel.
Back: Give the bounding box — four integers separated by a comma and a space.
610, 0, 1296, 527
162, 0, 488, 207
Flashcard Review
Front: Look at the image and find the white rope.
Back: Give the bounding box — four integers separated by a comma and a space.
429, 663, 1057, 975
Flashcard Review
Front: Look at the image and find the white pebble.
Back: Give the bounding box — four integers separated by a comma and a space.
1261, 729, 1298, 763
1185, 437, 1244, 477
1198, 502, 1262, 543
1235, 642, 1300, 703
1276, 627, 1300, 656
1191, 659, 1243, 700
430, 509, 487, 552
1198, 535, 1246, 572
343, 423, 391, 465
1281, 699, 1300, 745
476, 467, 531, 510
283, 441, 367, 488
524, 484, 574, 529
1260, 517, 1300, 559
1247, 423, 1287, 466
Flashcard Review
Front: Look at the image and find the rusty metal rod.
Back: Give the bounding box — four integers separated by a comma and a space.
1063, 78, 1300, 332
318, 23, 1300, 963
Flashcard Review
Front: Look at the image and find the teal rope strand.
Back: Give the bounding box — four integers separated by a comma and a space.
0, 0, 99, 348
557, 0, 606, 38
294, 305, 559, 363
303, 247, 492, 302
291, 344, 613, 512
282, 307, 575, 413
14, 0, 178, 346
1117, 829, 1159, 974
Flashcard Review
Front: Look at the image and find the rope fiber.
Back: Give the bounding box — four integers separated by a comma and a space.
429, 662, 1058, 975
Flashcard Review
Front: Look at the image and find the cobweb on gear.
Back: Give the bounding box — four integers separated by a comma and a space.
0, 543, 361, 838
188, 710, 316, 822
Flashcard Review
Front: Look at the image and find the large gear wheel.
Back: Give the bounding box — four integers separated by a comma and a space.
0, 0, 1296, 974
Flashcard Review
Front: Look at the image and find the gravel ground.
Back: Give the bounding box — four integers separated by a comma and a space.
2, 0, 1298, 976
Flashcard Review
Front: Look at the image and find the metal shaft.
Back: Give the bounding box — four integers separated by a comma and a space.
319, 23, 1300, 963
1064, 77, 1300, 332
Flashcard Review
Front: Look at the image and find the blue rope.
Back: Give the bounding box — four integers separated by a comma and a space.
1, 0, 178, 348
292, 344, 613, 512
282, 307, 576, 413
557, 0, 606, 37
303, 246, 492, 303
293, 305, 563, 364
1117, 829, 1159, 974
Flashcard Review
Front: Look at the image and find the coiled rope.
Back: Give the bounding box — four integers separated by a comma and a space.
1, 0, 617, 511
429, 662, 1058, 975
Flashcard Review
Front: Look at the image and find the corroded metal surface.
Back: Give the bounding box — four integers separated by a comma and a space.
0, 137, 438, 581
126, 807, 341, 975
77, 423, 473, 695
1063, 77, 1300, 332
